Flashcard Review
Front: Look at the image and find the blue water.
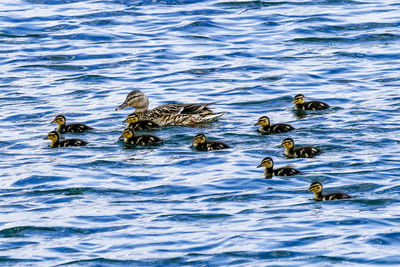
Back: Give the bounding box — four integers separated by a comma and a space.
1, 0, 400, 265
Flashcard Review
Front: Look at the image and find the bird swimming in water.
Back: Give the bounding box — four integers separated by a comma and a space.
280, 137, 321, 158
192, 133, 230, 151
308, 181, 351, 201
51, 115, 92, 133
254, 116, 294, 134
115, 90, 225, 126
120, 128, 163, 146
292, 94, 330, 110
44, 131, 88, 148
124, 112, 160, 131
257, 157, 300, 178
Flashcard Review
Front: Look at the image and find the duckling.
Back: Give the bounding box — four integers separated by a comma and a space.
115, 90, 225, 126
308, 181, 351, 201
257, 157, 300, 179
124, 113, 160, 131
280, 137, 321, 158
121, 128, 163, 146
254, 116, 294, 134
292, 94, 330, 110
192, 133, 230, 151
51, 115, 92, 133
44, 131, 88, 148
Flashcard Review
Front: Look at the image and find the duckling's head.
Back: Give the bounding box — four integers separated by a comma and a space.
193, 133, 207, 145
308, 182, 323, 194
254, 116, 270, 127
44, 131, 60, 144
116, 90, 149, 112
280, 137, 294, 149
124, 113, 139, 124
122, 128, 135, 140
292, 94, 306, 105
257, 157, 274, 168
51, 115, 66, 127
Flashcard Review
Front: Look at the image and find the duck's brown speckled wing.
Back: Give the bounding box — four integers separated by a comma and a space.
59, 139, 88, 147
322, 192, 351, 201
206, 141, 230, 151
64, 123, 93, 133
273, 167, 300, 176
293, 146, 321, 158
270, 123, 295, 133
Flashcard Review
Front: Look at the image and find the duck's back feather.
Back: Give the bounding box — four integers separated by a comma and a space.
322, 193, 351, 201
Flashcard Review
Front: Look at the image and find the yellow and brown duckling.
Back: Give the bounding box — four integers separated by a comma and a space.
192, 133, 230, 151
257, 157, 300, 179
280, 137, 321, 158
115, 90, 225, 126
51, 115, 93, 133
44, 130, 88, 148
292, 94, 330, 110
121, 128, 163, 146
124, 112, 160, 131
254, 116, 294, 134
308, 182, 351, 201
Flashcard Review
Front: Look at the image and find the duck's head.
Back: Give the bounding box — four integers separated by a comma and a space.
51, 115, 66, 127
116, 90, 149, 112
121, 128, 135, 140
254, 116, 270, 127
124, 113, 139, 124
257, 157, 274, 168
44, 130, 60, 143
193, 133, 207, 145
308, 181, 323, 194
291, 94, 305, 105
280, 137, 294, 149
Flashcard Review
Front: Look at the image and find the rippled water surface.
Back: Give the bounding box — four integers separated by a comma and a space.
1, 0, 400, 265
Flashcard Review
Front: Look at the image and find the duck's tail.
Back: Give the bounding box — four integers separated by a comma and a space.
201, 112, 225, 123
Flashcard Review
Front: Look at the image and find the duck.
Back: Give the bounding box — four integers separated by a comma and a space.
124, 112, 160, 131
257, 157, 300, 179
280, 137, 321, 158
115, 90, 225, 126
121, 128, 163, 146
51, 115, 93, 133
192, 133, 230, 151
308, 181, 351, 201
44, 131, 88, 148
254, 116, 294, 134
292, 94, 330, 110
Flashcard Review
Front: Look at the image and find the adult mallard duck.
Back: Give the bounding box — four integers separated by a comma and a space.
257, 157, 300, 179
124, 113, 160, 131
121, 128, 163, 146
44, 131, 88, 148
280, 137, 321, 158
292, 94, 330, 110
51, 115, 92, 133
192, 133, 230, 151
115, 90, 224, 126
308, 182, 351, 201
254, 116, 294, 134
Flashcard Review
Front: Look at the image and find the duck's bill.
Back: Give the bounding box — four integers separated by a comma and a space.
50, 120, 56, 124
253, 122, 259, 126
43, 136, 49, 140
256, 163, 263, 168
290, 100, 295, 104
115, 102, 127, 111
